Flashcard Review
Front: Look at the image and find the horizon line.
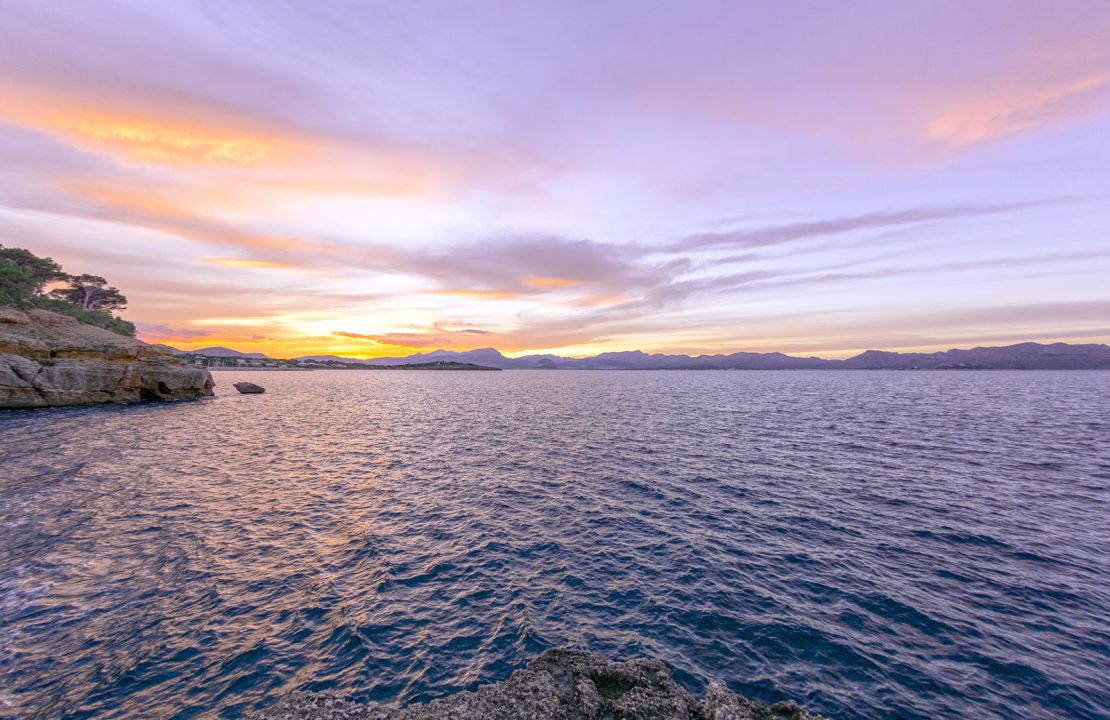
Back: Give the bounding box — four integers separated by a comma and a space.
157, 338, 1110, 363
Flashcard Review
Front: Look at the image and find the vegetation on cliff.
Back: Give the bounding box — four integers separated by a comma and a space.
0, 244, 134, 336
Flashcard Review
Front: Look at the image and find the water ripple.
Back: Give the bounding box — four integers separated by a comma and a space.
1, 370, 1109, 719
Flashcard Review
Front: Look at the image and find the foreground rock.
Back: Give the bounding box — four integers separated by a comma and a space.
249, 648, 823, 720
234, 381, 265, 394
0, 307, 214, 408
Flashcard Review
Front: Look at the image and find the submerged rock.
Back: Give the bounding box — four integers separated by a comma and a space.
249, 648, 823, 720
234, 381, 265, 394
0, 308, 214, 408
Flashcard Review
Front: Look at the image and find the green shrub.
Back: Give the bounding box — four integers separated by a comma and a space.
31, 297, 137, 336
0, 258, 36, 306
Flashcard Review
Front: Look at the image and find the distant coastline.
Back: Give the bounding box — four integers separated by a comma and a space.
166, 341, 1110, 371
211, 360, 501, 372
209, 366, 312, 371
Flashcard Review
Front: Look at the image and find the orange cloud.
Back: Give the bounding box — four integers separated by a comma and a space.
166, 336, 255, 346
76, 120, 280, 165
204, 257, 294, 269
431, 289, 522, 300
334, 331, 439, 348
569, 293, 630, 307
62, 181, 332, 255
0, 82, 292, 167
66, 182, 194, 218
926, 72, 1110, 148
0, 81, 442, 197
524, 276, 583, 288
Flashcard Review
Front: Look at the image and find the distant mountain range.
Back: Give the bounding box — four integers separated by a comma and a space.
167, 341, 1110, 370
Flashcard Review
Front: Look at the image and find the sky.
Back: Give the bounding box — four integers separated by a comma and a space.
1, 0, 1108, 359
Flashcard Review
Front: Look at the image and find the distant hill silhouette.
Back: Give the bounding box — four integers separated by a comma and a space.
169, 346, 269, 359
343, 342, 1110, 370
167, 341, 1110, 370
836, 342, 1110, 370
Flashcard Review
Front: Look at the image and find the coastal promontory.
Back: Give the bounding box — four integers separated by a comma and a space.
0, 306, 214, 408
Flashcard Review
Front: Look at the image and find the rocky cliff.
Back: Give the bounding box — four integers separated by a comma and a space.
249, 648, 824, 720
0, 307, 214, 408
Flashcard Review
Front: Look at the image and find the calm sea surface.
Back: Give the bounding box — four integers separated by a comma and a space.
1, 370, 1108, 719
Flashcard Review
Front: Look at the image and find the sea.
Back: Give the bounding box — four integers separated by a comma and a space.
1, 370, 1108, 719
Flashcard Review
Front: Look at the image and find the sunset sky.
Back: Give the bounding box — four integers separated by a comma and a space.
1, 1, 1108, 359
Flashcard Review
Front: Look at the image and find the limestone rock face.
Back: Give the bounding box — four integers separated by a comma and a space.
0, 307, 214, 409
249, 649, 824, 720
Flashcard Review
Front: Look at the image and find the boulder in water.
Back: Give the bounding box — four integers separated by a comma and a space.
233, 381, 265, 394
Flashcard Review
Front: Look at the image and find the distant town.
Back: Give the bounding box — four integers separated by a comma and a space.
167, 348, 500, 371
178, 353, 362, 370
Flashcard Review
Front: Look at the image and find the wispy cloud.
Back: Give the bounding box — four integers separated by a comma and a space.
333, 327, 497, 349
204, 257, 294, 269
927, 73, 1110, 149
134, 322, 214, 342
671, 200, 1073, 252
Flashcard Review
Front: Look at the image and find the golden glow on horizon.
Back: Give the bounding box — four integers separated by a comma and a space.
154, 333, 441, 359
138, 323, 1110, 363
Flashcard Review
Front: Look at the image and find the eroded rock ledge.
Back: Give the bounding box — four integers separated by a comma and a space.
0, 307, 214, 408
250, 648, 824, 720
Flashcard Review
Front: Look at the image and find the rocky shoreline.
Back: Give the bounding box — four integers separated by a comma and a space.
0, 307, 214, 408
249, 648, 823, 720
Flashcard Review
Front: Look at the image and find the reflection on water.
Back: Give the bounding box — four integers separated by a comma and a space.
1, 370, 1109, 719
